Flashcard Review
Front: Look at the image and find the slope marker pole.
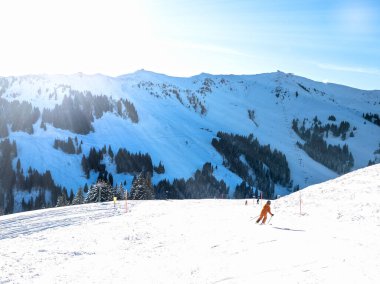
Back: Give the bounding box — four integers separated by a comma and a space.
125, 191, 128, 213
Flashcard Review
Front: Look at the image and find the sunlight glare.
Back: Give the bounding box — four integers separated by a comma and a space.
0, 0, 154, 76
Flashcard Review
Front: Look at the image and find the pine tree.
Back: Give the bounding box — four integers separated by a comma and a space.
108, 173, 114, 186
130, 173, 154, 200
85, 180, 114, 203
0, 116, 9, 138
234, 181, 252, 199
108, 145, 114, 161
16, 158, 21, 173
114, 183, 126, 200
154, 161, 165, 174
67, 137, 76, 154
83, 183, 89, 193
72, 187, 85, 205
56, 190, 69, 207
68, 189, 74, 204
21, 197, 27, 211
81, 155, 90, 178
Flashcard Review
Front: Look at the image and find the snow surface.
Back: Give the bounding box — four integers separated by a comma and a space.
1, 164, 379, 283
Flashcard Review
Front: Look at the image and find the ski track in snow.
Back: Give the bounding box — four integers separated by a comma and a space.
0, 202, 133, 240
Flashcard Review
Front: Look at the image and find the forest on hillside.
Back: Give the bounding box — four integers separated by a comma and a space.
212, 132, 292, 199
0, 91, 139, 137
0, 139, 65, 215
292, 116, 354, 174
42, 91, 138, 134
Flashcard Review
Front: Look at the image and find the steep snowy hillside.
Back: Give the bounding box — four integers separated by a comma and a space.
0, 164, 379, 283
0, 70, 379, 214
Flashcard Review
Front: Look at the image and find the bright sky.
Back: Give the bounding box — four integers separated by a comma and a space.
0, 0, 379, 90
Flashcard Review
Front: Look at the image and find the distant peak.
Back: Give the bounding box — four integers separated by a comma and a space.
117, 69, 172, 82
199, 72, 212, 76
133, 69, 160, 76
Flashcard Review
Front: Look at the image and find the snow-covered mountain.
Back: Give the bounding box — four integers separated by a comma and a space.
1, 164, 379, 283
0, 70, 379, 213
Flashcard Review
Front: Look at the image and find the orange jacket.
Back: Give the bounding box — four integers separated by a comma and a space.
260, 204, 273, 216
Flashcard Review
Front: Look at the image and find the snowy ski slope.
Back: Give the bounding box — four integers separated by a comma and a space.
1, 164, 379, 283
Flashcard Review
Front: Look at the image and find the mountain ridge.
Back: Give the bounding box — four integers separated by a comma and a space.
0, 70, 379, 214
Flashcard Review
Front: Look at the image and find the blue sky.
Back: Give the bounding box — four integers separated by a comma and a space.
0, 0, 379, 90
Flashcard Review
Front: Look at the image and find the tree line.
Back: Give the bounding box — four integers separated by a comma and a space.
115, 148, 153, 174
0, 98, 40, 137
0, 90, 140, 137
363, 113, 380, 127
54, 163, 229, 207
292, 116, 354, 141
0, 139, 65, 215
154, 163, 228, 199
53, 136, 82, 154
211, 132, 291, 199
292, 117, 354, 174
42, 91, 139, 134
80, 145, 159, 182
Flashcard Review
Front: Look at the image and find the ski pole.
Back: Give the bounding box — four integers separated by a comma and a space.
250, 215, 259, 221
267, 215, 273, 224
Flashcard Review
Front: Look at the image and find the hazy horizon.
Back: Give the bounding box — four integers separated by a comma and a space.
0, 0, 379, 90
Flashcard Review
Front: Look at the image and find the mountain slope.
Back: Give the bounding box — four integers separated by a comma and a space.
0, 70, 379, 213
1, 164, 379, 283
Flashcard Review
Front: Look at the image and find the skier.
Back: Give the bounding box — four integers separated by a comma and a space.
256, 200, 274, 224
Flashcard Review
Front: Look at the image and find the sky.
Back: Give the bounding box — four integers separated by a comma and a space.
0, 0, 379, 90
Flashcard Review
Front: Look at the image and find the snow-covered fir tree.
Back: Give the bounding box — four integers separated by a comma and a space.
130, 172, 154, 200
56, 191, 70, 207
72, 187, 85, 205
85, 180, 114, 203
113, 183, 126, 200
